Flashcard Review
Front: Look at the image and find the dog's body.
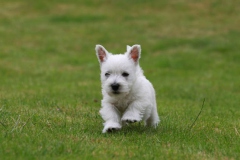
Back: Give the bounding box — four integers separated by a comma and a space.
96, 44, 160, 133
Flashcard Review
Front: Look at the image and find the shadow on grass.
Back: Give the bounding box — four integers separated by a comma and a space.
85, 122, 160, 136
98, 122, 204, 143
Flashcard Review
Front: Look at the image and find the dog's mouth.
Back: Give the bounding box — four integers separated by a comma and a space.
108, 90, 129, 97
112, 91, 120, 95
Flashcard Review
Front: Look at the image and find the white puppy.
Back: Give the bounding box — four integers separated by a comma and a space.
95, 44, 160, 133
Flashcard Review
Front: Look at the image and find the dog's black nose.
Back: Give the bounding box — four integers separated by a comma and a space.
111, 83, 120, 91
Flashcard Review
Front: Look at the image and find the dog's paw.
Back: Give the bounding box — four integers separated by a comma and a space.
126, 119, 138, 123
121, 112, 142, 124
102, 121, 122, 133
106, 127, 121, 133
121, 117, 141, 124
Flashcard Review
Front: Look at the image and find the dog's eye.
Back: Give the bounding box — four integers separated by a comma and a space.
105, 72, 110, 77
122, 72, 129, 77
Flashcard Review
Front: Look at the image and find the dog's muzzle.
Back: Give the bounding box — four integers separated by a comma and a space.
111, 83, 120, 93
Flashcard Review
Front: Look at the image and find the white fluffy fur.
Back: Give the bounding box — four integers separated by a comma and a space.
95, 44, 160, 133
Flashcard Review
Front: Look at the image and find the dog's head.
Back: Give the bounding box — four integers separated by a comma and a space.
95, 44, 141, 96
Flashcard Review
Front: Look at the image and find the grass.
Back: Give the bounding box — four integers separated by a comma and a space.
0, 0, 240, 159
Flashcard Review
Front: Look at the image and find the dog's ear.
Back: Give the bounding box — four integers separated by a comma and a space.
95, 45, 109, 64
127, 45, 141, 63
126, 45, 131, 52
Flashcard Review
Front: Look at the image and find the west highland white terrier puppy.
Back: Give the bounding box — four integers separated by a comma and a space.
95, 44, 160, 133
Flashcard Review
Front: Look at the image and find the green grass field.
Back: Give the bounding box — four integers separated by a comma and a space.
1, 0, 240, 159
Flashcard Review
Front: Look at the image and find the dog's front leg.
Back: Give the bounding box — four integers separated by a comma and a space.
121, 101, 145, 124
100, 102, 122, 133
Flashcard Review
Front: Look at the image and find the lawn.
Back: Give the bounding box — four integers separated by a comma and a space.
0, 0, 240, 159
